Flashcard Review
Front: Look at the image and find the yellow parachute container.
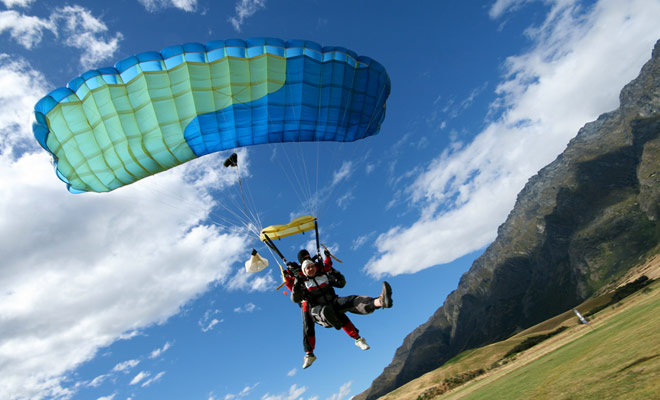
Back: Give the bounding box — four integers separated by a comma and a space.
260, 215, 317, 242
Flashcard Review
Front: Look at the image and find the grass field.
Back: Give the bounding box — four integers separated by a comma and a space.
379, 260, 660, 400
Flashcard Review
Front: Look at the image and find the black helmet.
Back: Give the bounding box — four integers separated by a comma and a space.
297, 249, 311, 264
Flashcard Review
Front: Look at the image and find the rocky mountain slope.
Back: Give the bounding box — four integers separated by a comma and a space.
355, 39, 660, 400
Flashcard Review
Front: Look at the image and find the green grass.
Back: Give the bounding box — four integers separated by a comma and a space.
443, 281, 660, 400
379, 276, 660, 400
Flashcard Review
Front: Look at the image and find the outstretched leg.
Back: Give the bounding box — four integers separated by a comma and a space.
302, 303, 317, 368
334, 282, 393, 315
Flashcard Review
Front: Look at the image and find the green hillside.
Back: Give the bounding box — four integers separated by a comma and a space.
378, 263, 660, 400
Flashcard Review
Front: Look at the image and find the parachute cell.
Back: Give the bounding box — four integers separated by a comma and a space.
32, 38, 391, 193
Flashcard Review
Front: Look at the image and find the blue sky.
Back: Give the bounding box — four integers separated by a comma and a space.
1, 1, 660, 399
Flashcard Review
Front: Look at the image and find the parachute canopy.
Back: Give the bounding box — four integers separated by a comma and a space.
260, 215, 317, 242
33, 38, 391, 193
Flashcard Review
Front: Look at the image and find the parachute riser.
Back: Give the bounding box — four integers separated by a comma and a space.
262, 233, 292, 290
262, 233, 287, 264
314, 221, 321, 260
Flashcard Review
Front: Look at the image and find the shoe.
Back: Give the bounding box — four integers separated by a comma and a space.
302, 354, 316, 369
355, 337, 370, 350
379, 281, 393, 308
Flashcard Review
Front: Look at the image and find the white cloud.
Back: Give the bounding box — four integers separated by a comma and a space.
335, 190, 354, 210
138, 0, 198, 13
233, 302, 258, 313
261, 384, 307, 400
89, 374, 110, 388
129, 371, 150, 386
1, 0, 35, 8
489, 0, 534, 19
351, 232, 376, 251
149, 341, 173, 359
141, 371, 166, 387
326, 381, 352, 400
96, 394, 116, 400
112, 359, 140, 373
199, 309, 223, 332
286, 368, 296, 377
228, 0, 266, 32
226, 268, 277, 292
365, 0, 660, 277
0, 54, 48, 155
0, 59, 250, 400
128, 369, 165, 388
223, 382, 259, 399
0, 10, 56, 48
51, 5, 123, 69
201, 318, 221, 332
0, 6, 122, 69
332, 161, 353, 186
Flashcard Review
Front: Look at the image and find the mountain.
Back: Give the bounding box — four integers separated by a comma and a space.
355, 39, 660, 400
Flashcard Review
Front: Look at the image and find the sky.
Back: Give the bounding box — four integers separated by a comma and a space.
1, 0, 660, 399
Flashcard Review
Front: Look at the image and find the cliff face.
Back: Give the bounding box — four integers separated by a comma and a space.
356, 39, 660, 400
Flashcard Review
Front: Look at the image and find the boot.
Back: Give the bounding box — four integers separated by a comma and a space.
303, 353, 316, 369
355, 337, 370, 350
379, 281, 393, 308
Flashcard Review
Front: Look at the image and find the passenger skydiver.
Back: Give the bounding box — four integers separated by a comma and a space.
289, 249, 393, 369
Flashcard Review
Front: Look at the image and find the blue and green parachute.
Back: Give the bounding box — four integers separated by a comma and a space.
32, 38, 391, 193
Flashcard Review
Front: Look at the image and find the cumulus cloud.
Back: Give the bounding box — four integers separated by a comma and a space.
0, 5, 122, 69
226, 268, 277, 292
365, 0, 660, 277
0, 54, 48, 155
138, 0, 198, 13
50, 5, 123, 69
228, 0, 266, 32
0, 58, 250, 400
